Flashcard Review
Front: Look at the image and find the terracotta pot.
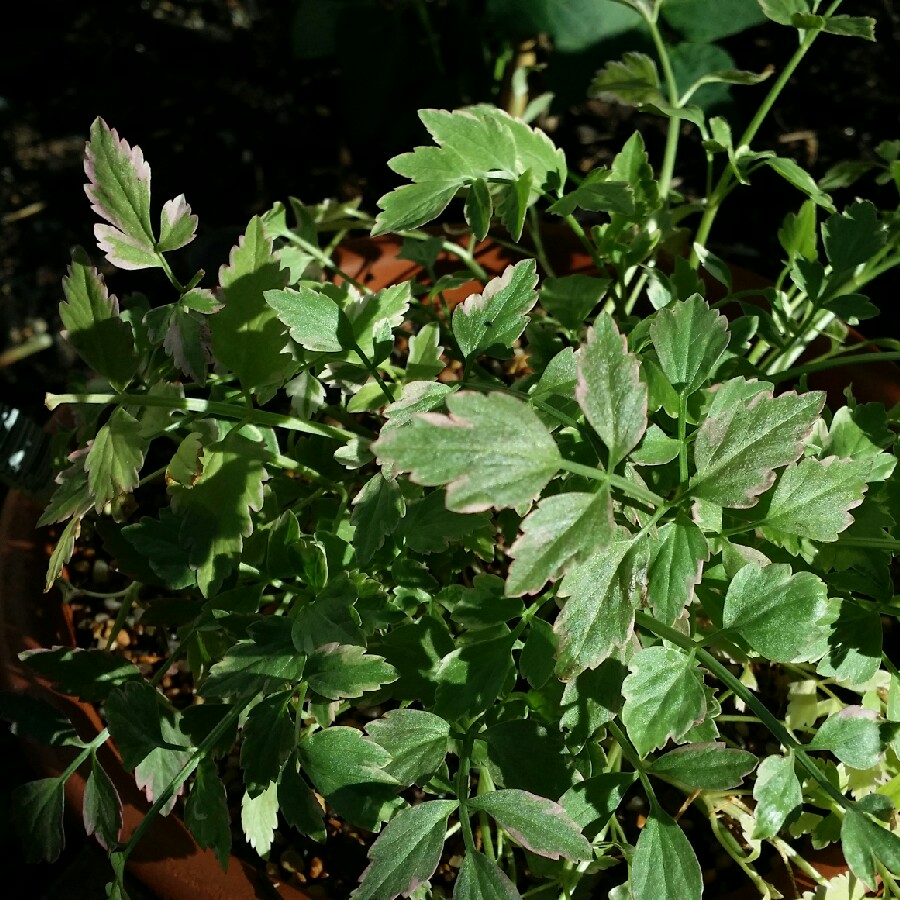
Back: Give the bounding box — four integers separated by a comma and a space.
0, 485, 313, 900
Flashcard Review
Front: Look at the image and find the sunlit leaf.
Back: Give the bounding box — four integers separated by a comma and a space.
631, 809, 702, 900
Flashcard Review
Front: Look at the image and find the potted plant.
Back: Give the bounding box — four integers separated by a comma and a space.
4, 1, 900, 898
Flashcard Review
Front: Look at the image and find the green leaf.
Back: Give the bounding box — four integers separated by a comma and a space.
578, 314, 647, 468
375, 616, 456, 705
346, 283, 411, 364
209, 217, 292, 393
373, 181, 460, 235
59, 249, 138, 389
817, 602, 882, 685
758, 0, 808, 27
506, 489, 614, 597
19, 647, 141, 702
83, 756, 122, 851
560, 660, 627, 744
185, 759, 232, 869
157, 193, 197, 252
241, 781, 279, 857
481, 718, 574, 800
764, 156, 835, 212
373, 391, 560, 513
298, 727, 399, 831
820, 15, 876, 39
723, 563, 828, 663
305, 644, 398, 700
761, 456, 868, 542
85, 408, 147, 511
649, 295, 728, 394
397, 490, 489, 554
589, 52, 664, 107
841, 805, 900, 891
201, 624, 306, 699
555, 537, 647, 677
822, 201, 884, 273
631, 809, 702, 900
104, 681, 183, 770
122, 510, 196, 590
84, 118, 158, 270
264, 285, 343, 353
452, 259, 539, 359
662, 0, 766, 41
690, 384, 824, 508
631, 425, 682, 466
621, 646, 707, 757
827, 403, 896, 482
170, 434, 268, 597
354, 800, 458, 900
646, 517, 709, 626
539, 275, 611, 331
806, 707, 886, 769
467, 790, 591, 861
351, 473, 406, 564
434, 632, 515, 721
561, 773, 636, 838
278, 763, 326, 842
519, 618, 557, 690
454, 851, 522, 900
365, 710, 451, 786
649, 743, 757, 790
0, 692, 85, 748
465, 177, 493, 241
11, 777, 66, 863
161, 306, 209, 385
406, 322, 445, 381
752, 753, 802, 839
240, 691, 295, 797
778, 199, 818, 262
548, 169, 634, 217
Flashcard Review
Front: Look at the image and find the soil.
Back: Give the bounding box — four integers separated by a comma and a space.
2, 1, 900, 896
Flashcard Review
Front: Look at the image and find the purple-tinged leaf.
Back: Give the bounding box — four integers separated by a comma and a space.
467, 789, 592, 861
454, 851, 522, 900
646, 517, 709, 626
84, 117, 159, 269
354, 800, 458, 900
577, 314, 647, 468
185, 759, 232, 869
631, 810, 702, 900
372, 391, 560, 513
554, 536, 647, 678
157, 194, 198, 252
164, 306, 211, 385
690, 384, 824, 508
506, 488, 614, 597
11, 778, 66, 863
649, 743, 757, 790
83, 755, 122, 851
60, 248, 138, 389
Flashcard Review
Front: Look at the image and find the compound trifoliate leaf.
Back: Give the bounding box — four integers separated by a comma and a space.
372, 391, 561, 513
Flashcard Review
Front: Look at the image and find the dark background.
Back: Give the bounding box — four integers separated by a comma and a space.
1, 0, 899, 894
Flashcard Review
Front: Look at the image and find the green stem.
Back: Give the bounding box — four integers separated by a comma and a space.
691, 3, 841, 263
648, 16, 681, 200
769, 350, 900, 385
476, 764, 497, 862
456, 724, 479, 855
633, 611, 853, 813
45, 392, 356, 442
119, 699, 247, 859
557, 457, 665, 507
282, 231, 369, 292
